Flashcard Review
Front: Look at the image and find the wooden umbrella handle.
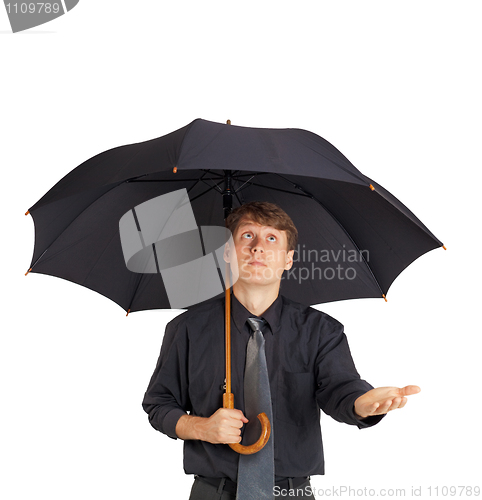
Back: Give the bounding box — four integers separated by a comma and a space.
223, 393, 271, 455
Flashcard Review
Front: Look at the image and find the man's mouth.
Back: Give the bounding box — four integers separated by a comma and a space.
247, 260, 266, 267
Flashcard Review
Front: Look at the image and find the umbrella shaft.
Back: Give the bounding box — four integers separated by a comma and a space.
223, 170, 233, 220
225, 251, 232, 395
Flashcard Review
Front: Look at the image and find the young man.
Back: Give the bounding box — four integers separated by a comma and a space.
142, 201, 420, 499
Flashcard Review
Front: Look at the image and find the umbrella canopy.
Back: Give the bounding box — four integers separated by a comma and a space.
26, 118, 444, 313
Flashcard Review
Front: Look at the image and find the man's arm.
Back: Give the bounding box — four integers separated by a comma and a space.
314, 316, 421, 425
142, 316, 249, 443
175, 408, 248, 443
314, 317, 385, 428
142, 316, 192, 439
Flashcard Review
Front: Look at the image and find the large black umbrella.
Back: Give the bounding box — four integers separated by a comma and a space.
26, 118, 444, 454
26, 118, 444, 312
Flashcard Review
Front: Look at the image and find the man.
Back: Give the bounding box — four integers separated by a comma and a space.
142, 201, 420, 499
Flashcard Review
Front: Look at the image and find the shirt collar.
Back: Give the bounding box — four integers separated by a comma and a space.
230, 291, 282, 335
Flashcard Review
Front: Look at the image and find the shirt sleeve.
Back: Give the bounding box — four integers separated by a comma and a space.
314, 316, 385, 429
142, 315, 191, 439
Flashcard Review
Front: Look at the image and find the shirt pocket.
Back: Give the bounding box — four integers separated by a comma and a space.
277, 370, 317, 426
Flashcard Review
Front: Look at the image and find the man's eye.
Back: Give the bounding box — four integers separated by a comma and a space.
267, 236, 276, 242
242, 233, 253, 239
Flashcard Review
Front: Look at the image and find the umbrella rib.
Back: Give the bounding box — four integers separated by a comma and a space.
237, 180, 311, 198
232, 172, 269, 178
201, 169, 225, 179
28, 248, 49, 272
186, 171, 210, 194
233, 190, 243, 207
129, 173, 224, 195
126, 274, 145, 313
196, 169, 227, 194
130, 177, 222, 185
200, 178, 223, 193
130, 178, 204, 182
274, 173, 386, 297
189, 184, 221, 204
232, 174, 257, 193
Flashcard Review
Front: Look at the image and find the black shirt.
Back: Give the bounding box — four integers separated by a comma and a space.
142, 292, 383, 481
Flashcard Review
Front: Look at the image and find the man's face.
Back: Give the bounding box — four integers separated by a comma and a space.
224, 219, 294, 288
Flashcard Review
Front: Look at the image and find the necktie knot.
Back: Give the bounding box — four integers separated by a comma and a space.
246, 317, 267, 333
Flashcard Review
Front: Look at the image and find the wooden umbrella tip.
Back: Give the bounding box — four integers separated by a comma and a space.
25, 268, 32, 276
226, 119, 231, 125
173, 166, 178, 173
126, 309, 130, 316
25, 210, 30, 216
382, 294, 387, 302
442, 245, 447, 250
369, 184, 375, 191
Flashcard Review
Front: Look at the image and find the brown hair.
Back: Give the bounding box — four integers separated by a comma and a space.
225, 201, 298, 251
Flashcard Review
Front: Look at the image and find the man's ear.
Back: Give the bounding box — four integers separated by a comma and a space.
223, 242, 231, 263
284, 249, 294, 270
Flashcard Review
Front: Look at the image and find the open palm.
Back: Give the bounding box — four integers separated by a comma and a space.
354, 385, 421, 418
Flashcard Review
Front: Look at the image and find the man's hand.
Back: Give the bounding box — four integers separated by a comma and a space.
354, 385, 421, 419
175, 408, 249, 443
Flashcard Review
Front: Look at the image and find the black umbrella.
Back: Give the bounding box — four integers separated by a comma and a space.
25, 118, 444, 454
26, 118, 444, 311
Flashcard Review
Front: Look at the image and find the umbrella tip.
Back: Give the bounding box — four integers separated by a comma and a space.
126, 309, 130, 317
226, 119, 231, 125
25, 210, 30, 216
442, 245, 447, 250
25, 268, 32, 276
173, 166, 178, 173
369, 184, 375, 191
382, 294, 387, 302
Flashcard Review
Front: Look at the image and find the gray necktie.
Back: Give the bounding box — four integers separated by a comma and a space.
236, 318, 274, 500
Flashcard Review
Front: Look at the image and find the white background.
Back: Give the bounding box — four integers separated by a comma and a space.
1, 1, 481, 498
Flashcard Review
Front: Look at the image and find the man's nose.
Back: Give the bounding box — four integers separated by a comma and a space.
251, 238, 264, 252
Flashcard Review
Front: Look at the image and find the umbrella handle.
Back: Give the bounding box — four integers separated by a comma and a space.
223, 393, 271, 455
